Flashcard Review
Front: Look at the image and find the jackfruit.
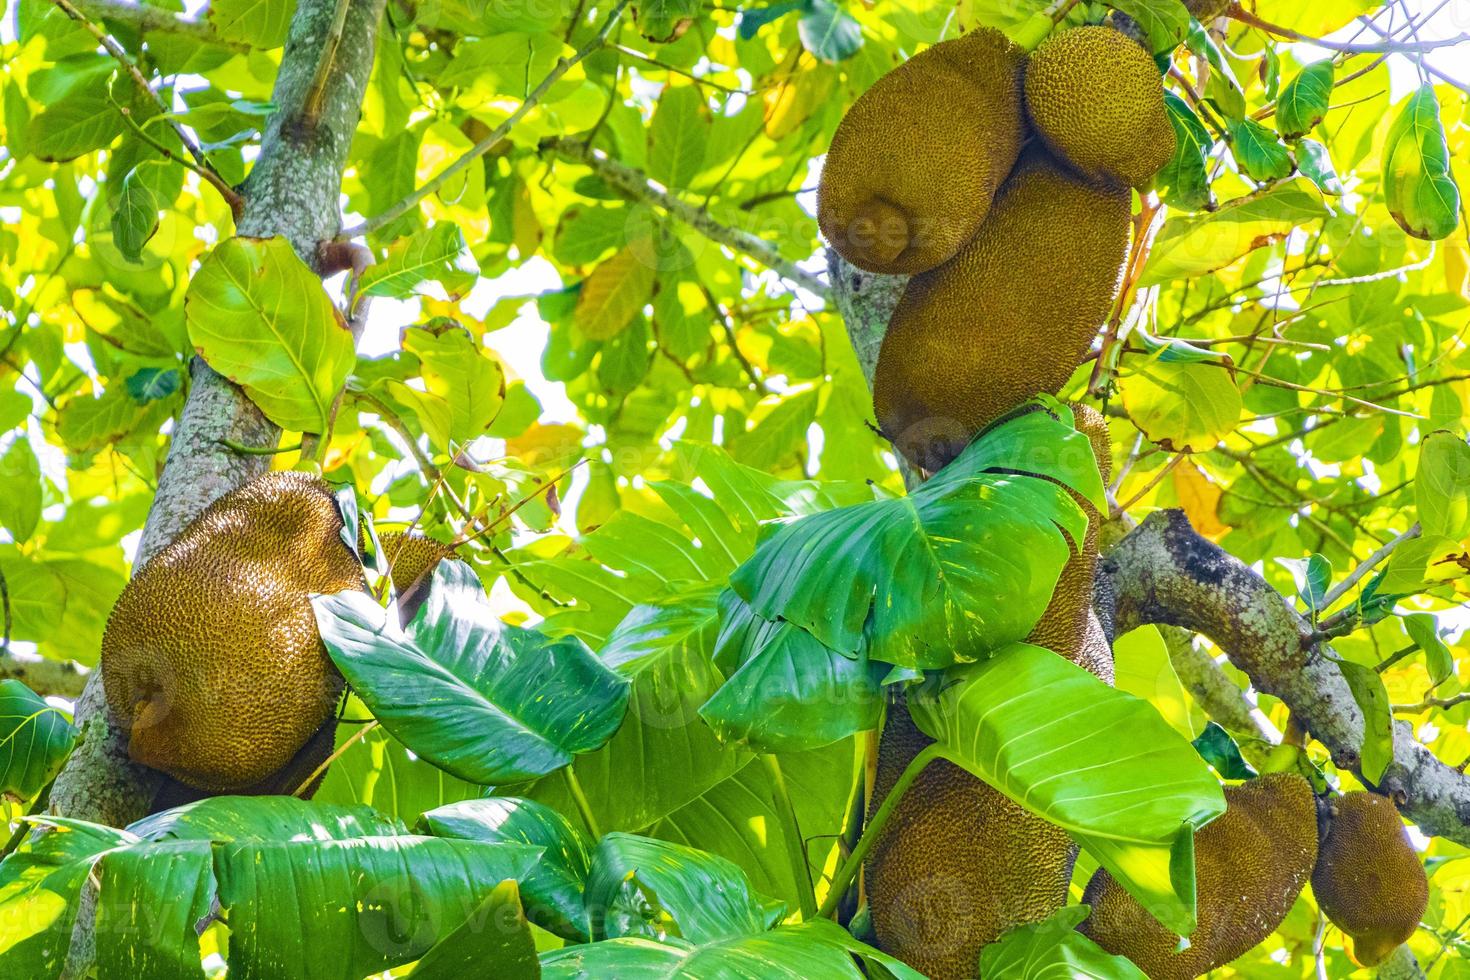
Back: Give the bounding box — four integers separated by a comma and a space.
1024, 26, 1176, 188
1312, 791, 1428, 967
865, 703, 1075, 980
378, 530, 454, 622
818, 27, 1027, 275
101, 471, 366, 792
872, 149, 1130, 470
1080, 772, 1319, 979
1185, 0, 1232, 21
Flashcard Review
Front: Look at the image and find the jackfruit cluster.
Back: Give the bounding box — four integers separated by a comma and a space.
1312, 791, 1428, 967
1080, 772, 1319, 979
872, 150, 1130, 469
101, 471, 366, 792
1024, 26, 1177, 188
864, 405, 1114, 979
818, 27, 1027, 275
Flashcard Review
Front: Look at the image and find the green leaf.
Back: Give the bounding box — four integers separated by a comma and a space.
1192, 722, 1256, 780
1229, 117, 1294, 183
1383, 84, 1461, 241
1294, 137, 1344, 195
381, 323, 506, 451
0, 436, 42, 544
208, 0, 292, 48
0, 818, 136, 976
124, 366, 181, 404
586, 833, 780, 943
910, 643, 1227, 935
110, 171, 158, 262
1277, 553, 1331, 612
314, 725, 482, 824
26, 89, 123, 161
575, 243, 657, 340
730, 404, 1102, 669
979, 906, 1148, 979
94, 840, 212, 980
1141, 181, 1327, 284
435, 32, 561, 98
0, 680, 77, 799
648, 85, 708, 191
634, 0, 700, 42
185, 236, 355, 433
540, 918, 925, 978
1157, 92, 1213, 212
1110, 0, 1191, 53
1335, 658, 1393, 784
126, 795, 407, 842
700, 590, 881, 753
1120, 358, 1242, 452
313, 559, 631, 784
214, 836, 540, 980
421, 797, 592, 941
553, 203, 630, 267
399, 879, 539, 979
797, 0, 863, 63
359, 223, 480, 300
1402, 613, 1453, 687
1185, 23, 1245, 120
1415, 431, 1470, 540
1276, 60, 1334, 138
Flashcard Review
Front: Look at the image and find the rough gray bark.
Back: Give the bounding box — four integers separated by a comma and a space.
50, 0, 388, 830
1104, 510, 1470, 846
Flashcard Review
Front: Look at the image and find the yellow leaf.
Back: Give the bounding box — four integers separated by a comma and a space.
575, 241, 657, 340
1172, 462, 1229, 540
1120, 358, 1242, 452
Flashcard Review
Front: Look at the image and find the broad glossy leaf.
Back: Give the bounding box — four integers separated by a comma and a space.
94, 840, 212, 980
127, 794, 407, 842
1112, 0, 1190, 52
1384, 84, 1461, 241
979, 906, 1147, 979
0, 679, 78, 799
185, 236, 355, 433
798, 0, 863, 62
585, 833, 780, 943
1230, 117, 1294, 183
421, 797, 592, 941
1158, 92, 1212, 212
729, 405, 1103, 669
648, 85, 708, 191
26, 89, 123, 161
1141, 181, 1326, 284
382, 323, 506, 451
214, 835, 540, 980
0, 819, 135, 976
316, 561, 630, 784
909, 643, 1226, 935
1120, 358, 1241, 452
700, 590, 881, 753
110, 172, 158, 263
1276, 60, 1334, 138
540, 919, 925, 978
1414, 430, 1470, 540
1336, 659, 1393, 784
400, 879, 539, 979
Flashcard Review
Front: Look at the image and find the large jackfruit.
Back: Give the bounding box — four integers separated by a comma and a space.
1080, 772, 1319, 979
101, 471, 366, 792
872, 149, 1130, 470
1024, 26, 1176, 188
818, 27, 1027, 275
1312, 791, 1428, 967
865, 407, 1113, 979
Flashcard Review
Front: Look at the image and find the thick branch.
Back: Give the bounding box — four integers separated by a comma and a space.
50, 0, 388, 831
1104, 509, 1470, 845
542, 137, 832, 302
70, 0, 241, 48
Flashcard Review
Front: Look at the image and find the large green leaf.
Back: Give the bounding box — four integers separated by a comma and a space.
358, 222, 479, 300
380, 323, 506, 452
94, 841, 212, 980
977, 906, 1147, 979
700, 589, 882, 753
909, 643, 1227, 936
126, 794, 407, 842
214, 836, 539, 980
0, 820, 136, 977
540, 919, 925, 979
399, 879, 539, 980
314, 559, 631, 784
0, 679, 78, 798
1383, 84, 1461, 241
421, 797, 592, 941
585, 833, 780, 943
728, 404, 1104, 669
185, 236, 355, 433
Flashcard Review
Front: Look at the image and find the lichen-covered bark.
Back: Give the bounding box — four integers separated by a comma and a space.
51, 0, 388, 830
1104, 510, 1470, 845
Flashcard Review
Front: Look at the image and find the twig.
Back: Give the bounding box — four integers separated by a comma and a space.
338, 0, 632, 239
68, 0, 238, 47
291, 720, 378, 797
1233, 5, 1470, 53
1320, 524, 1421, 610
104, 94, 244, 215
542, 136, 831, 300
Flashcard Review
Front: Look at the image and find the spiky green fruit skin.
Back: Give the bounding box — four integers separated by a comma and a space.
1024, 26, 1177, 188
819, 27, 1027, 275
102, 471, 365, 791
1081, 772, 1319, 979
872, 150, 1130, 470
1312, 791, 1428, 967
